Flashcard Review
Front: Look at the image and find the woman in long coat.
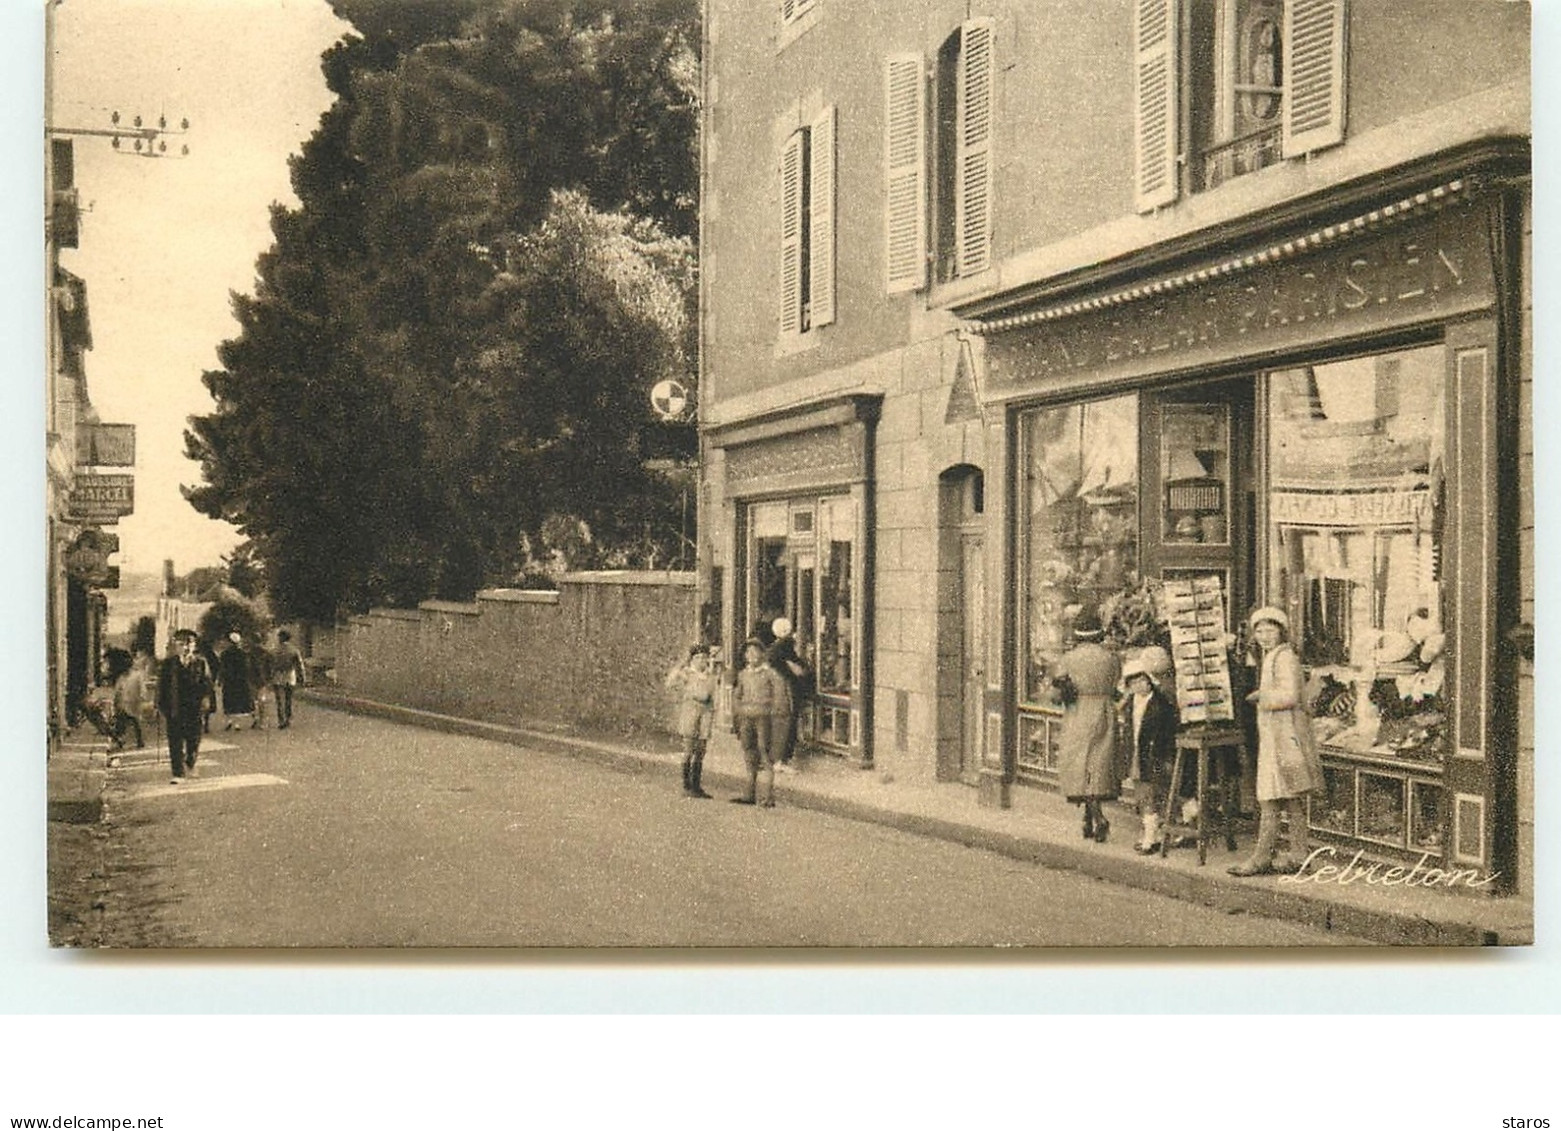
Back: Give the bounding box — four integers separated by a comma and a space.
218, 632, 255, 726
1229, 606, 1325, 875
1051, 608, 1122, 843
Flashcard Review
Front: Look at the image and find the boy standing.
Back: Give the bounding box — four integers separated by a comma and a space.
730, 638, 786, 808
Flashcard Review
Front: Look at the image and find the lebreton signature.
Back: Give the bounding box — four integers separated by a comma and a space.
1278, 846, 1499, 890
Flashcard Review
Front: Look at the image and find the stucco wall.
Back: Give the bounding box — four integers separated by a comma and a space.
336, 573, 697, 738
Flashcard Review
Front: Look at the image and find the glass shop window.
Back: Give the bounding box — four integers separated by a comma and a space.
1266, 344, 1447, 763
750, 501, 790, 633
816, 496, 855, 696
1020, 394, 1140, 705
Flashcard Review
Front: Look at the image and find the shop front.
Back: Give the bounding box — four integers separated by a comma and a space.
968, 164, 1527, 886
706, 394, 880, 764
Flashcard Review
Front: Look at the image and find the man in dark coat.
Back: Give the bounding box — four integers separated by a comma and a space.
767, 617, 812, 772
157, 629, 214, 784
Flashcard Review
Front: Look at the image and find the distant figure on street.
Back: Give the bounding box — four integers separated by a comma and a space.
665, 644, 717, 799
197, 638, 220, 733
730, 637, 786, 808
219, 632, 256, 729
109, 647, 148, 751
247, 636, 274, 729
271, 629, 306, 729
157, 629, 214, 784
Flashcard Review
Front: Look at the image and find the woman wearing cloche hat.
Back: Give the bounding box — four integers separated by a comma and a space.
1048, 607, 1122, 843
1229, 606, 1325, 876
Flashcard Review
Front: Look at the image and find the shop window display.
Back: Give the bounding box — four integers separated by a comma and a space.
1267, 345, 1447, 764
1020, 394, 1141, 704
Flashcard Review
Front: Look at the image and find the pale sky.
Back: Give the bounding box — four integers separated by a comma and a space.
49, 0, 349, 576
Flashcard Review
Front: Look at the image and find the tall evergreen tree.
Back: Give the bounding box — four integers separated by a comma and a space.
185, 0, 698, 621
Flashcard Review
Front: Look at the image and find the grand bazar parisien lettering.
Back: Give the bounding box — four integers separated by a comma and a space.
1279, 846, 1499, 889
988, 222, 1479, 386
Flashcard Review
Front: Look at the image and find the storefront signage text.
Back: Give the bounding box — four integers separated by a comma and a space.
986, 209, 1494, 393
1269, 486, 1431, 528
68, 473, 134, 523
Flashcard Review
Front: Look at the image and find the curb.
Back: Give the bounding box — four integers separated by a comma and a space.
47, 755, 107, 825
305, 690, 1523, 947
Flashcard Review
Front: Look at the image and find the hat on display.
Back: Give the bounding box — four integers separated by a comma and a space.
772, 617, 793, 639
1249, 606, 1289, 632
1073, 608, 1104, 638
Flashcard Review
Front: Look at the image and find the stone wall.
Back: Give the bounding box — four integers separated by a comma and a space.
336, 572, 697, 738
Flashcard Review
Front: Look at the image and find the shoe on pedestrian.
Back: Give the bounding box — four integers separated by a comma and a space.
760, 798, 776, 808
170, 776, 182, 785
1133, 842, 1163, 856
689, 788, 714, 800
186, 765, 198, 779
730, 796, 756, 805
774, 761, 794, 775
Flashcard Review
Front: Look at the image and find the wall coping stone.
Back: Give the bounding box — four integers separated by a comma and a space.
559, 570, 696, 588
366, 608, 421, 622
477, 588, 561, 604
419, 599, 481, 616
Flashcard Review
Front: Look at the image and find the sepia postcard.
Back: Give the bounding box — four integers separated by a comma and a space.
42, 0, 1534, 949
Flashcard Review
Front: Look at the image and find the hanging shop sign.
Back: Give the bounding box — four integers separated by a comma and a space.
982, 202, 1496, 399
76, 422, 136, 467
68, 473, 134, 524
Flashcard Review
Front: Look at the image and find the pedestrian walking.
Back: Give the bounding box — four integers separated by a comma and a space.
1048, 607, 1122, 843
198, 637, 220, 734
767, 617, 811, 773
109, 647, 148, 751
664, 644, 717, 799
730, 637, 786, 808
219, 632, 256, 728
247, 636, 274, 729
157, 628, 214, 784
271, 629, 306, 728
1228, 606, 1325, 876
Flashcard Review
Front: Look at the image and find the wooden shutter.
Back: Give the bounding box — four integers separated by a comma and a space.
884, 53, 926, 294
1133, 0, 1179, 213
1282, 0, 1347, 156
809, 105, 837, 327
779, 130, 804, 335
955, 18, 994, 278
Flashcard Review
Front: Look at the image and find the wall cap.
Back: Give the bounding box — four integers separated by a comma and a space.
559, 570, 696, 588
477, 588, 562, 604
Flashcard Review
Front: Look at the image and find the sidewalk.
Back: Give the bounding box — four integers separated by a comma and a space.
46, 731, 113, 824
303, 689, 1532, 946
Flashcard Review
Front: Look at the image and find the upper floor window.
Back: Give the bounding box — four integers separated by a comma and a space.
1135, 0, 1347, 212
884, 18, 994, 294
780, 106, 836, 337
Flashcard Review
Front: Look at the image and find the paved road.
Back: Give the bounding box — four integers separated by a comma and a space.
95, 706, 1360, 947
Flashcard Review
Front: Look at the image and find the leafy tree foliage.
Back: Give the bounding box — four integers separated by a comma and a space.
197, 597, 270, 647
185, 0, 698, 621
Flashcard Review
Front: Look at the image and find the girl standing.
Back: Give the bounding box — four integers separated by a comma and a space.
665, 644, 717, 799
1051, 608, 1122, 843
1229, 606, 1325, 876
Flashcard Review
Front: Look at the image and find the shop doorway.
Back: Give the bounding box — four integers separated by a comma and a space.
937, 465, 986, 783
1140, 378, 1257, 628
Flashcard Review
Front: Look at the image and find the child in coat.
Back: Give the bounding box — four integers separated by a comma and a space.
665, 644, 717, 799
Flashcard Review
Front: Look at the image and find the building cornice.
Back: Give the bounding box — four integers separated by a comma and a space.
956, 135, 1528, 330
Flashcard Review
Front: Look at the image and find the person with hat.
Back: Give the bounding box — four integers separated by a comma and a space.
218, 631, 257, 729
1120, 650, 1180, 854
767, 616, 811, 773
1048, 607, 1122, 842
730, 637, 788, 807
664, 643, 718, 799
156, 629, 215, 784
1229, 606, 1325, 876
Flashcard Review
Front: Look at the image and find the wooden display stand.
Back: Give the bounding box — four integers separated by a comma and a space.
1161, 724, 1244, 866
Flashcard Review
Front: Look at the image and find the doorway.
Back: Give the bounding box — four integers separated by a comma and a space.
937, 465, 986, 783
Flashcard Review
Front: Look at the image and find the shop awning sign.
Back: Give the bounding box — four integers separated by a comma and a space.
77, 422, 136, 467
68, 473, 134, 524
